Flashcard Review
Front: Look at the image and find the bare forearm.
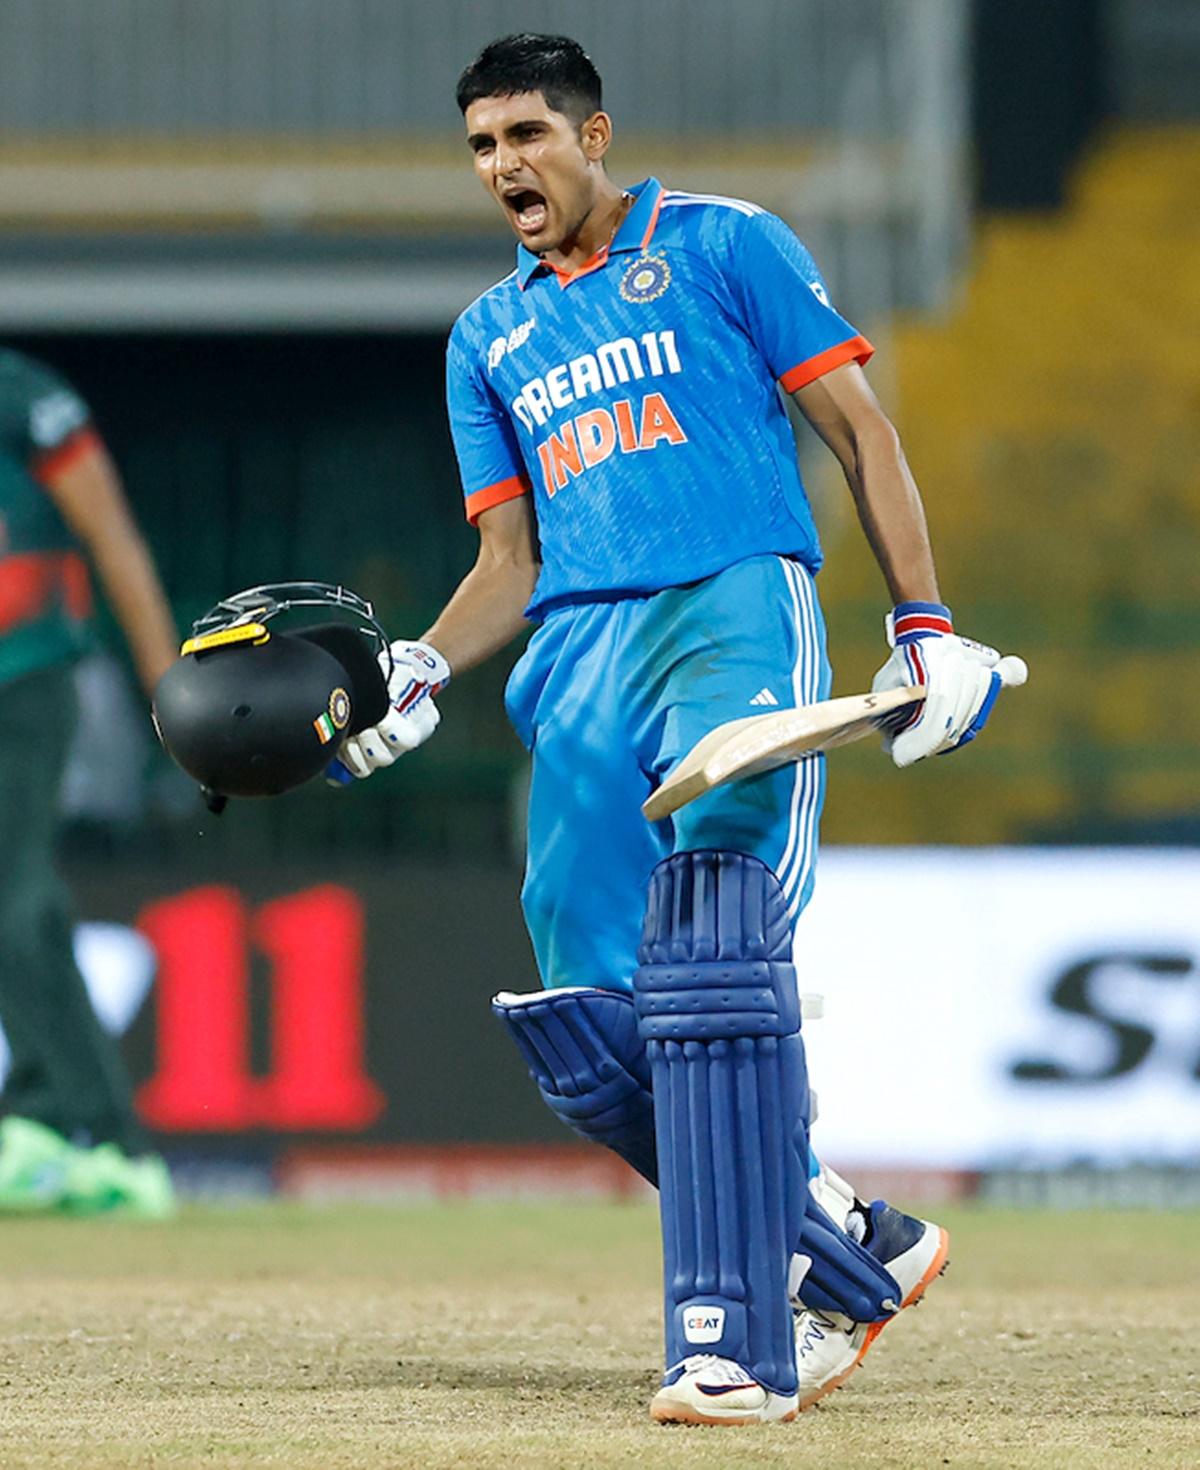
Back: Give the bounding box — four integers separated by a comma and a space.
793, 364, 942, 606
843, 417, 941, 606
422, 552, 537, 675
41, 442, 177, 694
89, 529, 179, 693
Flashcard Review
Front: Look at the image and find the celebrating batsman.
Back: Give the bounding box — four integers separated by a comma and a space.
338, 33, 1019, 1424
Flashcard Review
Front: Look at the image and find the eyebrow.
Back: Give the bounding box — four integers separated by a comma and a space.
466, 118, 548, 149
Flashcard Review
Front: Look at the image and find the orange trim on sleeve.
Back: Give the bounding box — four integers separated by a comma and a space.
30, 426, 103, 484
465, 472, 531, 525
779, 334, 875, 394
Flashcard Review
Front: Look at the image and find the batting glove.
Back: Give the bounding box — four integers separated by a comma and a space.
327, 639, 450, 784
871, 602, 1003, 768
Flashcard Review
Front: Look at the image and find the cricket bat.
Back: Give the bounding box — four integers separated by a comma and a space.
642, 654, 1028, 823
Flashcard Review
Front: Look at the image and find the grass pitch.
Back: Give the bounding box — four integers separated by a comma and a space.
0, 1201, 1195, 1469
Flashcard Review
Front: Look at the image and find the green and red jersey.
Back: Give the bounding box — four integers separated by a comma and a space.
0, 350, 97, 686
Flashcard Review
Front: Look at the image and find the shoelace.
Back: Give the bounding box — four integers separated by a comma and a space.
679, 1354, 755, 1386
795, 1309, 857, 1356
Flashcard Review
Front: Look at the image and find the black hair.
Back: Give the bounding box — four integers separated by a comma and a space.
456, 33, 602, 126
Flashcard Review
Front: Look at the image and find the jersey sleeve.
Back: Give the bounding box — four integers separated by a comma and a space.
12, 357, 99, 482
445, 327, 531, 525
727, 212, 874, 392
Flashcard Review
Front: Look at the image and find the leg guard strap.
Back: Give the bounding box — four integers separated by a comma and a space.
634, 851, 806, 1398
795, 1161, 901, 1320
491, 986, 657, 1185
796, 1194, 901, 1321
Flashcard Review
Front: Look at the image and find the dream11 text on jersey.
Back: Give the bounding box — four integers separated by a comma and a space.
509, 330, 687, 496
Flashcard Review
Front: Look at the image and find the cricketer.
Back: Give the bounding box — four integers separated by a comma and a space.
333, 34, 1013, 1425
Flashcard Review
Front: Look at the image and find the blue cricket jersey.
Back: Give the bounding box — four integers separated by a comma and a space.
446, 177, 873, 620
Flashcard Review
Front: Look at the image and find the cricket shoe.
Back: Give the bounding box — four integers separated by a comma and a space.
0, 1117, 176, 1218
62, 1144, 176, 1219
0, 1116, 75, 1213
794, 1200, 949, 1410
650, 1355, 798, 1425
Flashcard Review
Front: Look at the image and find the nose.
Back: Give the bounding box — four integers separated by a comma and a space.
491, 137, 520, 179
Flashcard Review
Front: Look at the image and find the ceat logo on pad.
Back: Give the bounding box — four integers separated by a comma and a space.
683, 1306, 726, 1344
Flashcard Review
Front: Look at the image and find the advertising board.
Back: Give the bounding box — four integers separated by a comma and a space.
35, 848, 1200, 1173
801, 849, 1200, 1168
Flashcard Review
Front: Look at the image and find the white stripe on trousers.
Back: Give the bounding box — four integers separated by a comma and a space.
774, 559, 822, 919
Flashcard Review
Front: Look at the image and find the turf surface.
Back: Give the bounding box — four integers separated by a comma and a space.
0, 1201, 1195, 1468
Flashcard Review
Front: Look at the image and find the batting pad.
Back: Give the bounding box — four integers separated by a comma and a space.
633, 851, 807, 1397
491, 986, 657, 1184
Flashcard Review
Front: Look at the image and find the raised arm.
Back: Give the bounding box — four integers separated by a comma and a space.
39, 438, 177, 696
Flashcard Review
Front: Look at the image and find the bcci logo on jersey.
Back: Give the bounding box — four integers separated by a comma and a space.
620, 253, 671, 304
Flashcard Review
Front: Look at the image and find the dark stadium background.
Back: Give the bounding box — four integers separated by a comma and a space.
1, 0, 1196, 1194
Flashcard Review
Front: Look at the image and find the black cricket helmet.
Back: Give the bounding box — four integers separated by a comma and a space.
152, 582, 392, 804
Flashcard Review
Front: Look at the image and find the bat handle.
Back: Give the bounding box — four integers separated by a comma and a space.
903, 652, 1026, 704
996, 654, 1029, 689
901, 651, 1026, 708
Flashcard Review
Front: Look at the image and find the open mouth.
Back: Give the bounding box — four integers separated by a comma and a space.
505, 188, 548, 235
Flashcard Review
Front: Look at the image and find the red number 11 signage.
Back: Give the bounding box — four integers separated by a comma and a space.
135, 884, 385, 1131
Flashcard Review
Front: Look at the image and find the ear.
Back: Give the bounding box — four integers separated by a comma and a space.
580, 110, 613, 164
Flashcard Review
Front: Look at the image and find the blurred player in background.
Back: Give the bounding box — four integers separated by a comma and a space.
334, 35, 1017, 1423
0, 348, 177, 1216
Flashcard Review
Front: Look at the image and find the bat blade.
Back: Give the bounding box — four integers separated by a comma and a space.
641, 684, 924, 823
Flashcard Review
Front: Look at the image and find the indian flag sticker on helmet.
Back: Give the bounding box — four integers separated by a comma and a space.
313, 711, 337, 745
329, 687, 351, 730
620, 252, 671, 304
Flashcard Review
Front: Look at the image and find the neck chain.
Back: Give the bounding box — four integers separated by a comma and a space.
604, 190, 633, 250
538, 190, 634, 266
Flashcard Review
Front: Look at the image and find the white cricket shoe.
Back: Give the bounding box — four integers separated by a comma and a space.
650, 1355, 799, 1425
794, 1200, 950, 1410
